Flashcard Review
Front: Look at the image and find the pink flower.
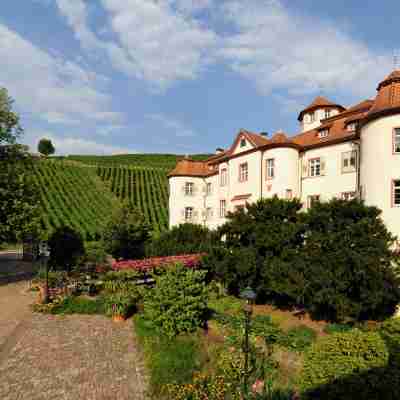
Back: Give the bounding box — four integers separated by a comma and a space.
251, 380, 264, 394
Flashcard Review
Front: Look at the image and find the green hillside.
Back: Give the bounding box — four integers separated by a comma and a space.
96, 166, 169, 232
57, 153, 212, 170
32, 161, 116, 240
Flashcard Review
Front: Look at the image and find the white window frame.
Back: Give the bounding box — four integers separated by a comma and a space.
347, 123, 357, 132
318, 129, 329, 138
324, 109, 331, 119
220, 168, 228, 187
240, 138, 246, 148
219, 200, 226, 218
239, 162, 248, 182
266, 158, 275, 180
307, 195, 320, 208
309, 158, 321, 177
342, 151, 357, 173
393, 128, 400, 154
206, 182, 212, 196
341, 192, 356, 201
286, 189, 293, 199
393, 180, 400, 207
184, 207, 194, 221
184, 182, 194, 196
206, 207, 213, 220
310, 112, 315, 122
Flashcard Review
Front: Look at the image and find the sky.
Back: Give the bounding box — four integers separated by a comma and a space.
1, 0, 399, 155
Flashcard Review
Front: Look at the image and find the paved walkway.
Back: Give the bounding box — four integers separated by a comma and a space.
0, 254, 148, 400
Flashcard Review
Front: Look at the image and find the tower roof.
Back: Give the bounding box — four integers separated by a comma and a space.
365, 70, 400, 123
297, 96, 345, 121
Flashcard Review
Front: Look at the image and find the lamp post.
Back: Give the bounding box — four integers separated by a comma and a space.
39, 242, 50, 304
240, 286, 256, 395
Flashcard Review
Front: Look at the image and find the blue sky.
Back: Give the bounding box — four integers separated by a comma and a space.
1, 0, 399, 155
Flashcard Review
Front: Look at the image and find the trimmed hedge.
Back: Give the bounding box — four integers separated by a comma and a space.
300, 330, 389, 399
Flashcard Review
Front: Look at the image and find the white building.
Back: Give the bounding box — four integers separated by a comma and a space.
168, 70, 400, 238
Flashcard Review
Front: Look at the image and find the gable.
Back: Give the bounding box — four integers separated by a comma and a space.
231, 132, 256, 155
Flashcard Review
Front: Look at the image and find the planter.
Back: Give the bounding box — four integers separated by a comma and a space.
112, 314, 125, 322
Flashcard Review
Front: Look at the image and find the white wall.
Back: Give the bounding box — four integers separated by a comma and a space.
261, 147, 299, 199
361, 114, 400, 239
168, 176, 206, 228
301, 142, 358, 206
301, 108, 340, 132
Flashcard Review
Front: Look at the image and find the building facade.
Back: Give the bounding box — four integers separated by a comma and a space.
168, 70, 400, 239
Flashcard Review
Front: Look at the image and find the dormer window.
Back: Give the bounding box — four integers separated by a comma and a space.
310, 113, 315, 122
318, 129, 329, 138
347, 123, 357, 132
324, 109, 331, 119
240, 138, 246, 148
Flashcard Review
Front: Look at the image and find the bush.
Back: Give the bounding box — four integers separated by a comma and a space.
300, 329, 389, 399
380, 317, 400, 367
84, 241, 109, 270
102, 201, 150, 260
50, 296, 105, 315
134, 315, 201, 393
48, 226, 85, 271
144, 263, 209, 338
299, 199, 400, 321
145, 223, 215, 257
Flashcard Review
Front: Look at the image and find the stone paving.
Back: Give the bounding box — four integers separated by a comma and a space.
0, 254, 148, 400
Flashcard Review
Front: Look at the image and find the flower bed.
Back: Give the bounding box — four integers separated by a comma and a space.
112, 254, 205, 272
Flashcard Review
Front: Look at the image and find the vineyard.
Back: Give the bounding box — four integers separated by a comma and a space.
96, 166, 169, 232
32, 161, 117, 240
57, 153, 211, 170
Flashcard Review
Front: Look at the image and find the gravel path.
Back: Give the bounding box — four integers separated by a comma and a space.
0, 258, 148, 400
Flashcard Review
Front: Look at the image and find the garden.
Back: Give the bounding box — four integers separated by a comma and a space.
31, 198, 400, 399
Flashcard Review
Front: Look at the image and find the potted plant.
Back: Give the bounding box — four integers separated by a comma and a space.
105, 293, 131, 322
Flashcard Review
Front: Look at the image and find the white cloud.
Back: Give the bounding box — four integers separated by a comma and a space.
146, 113, 196, 137
24, 131, 134, 155
219, 0, 392, 100
98, 124, 127, 136
56, 0, 218, 90
0, 23, 122, 125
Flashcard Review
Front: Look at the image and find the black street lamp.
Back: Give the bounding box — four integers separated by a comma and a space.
39, 242, 50, 304
240, 286, 256, 395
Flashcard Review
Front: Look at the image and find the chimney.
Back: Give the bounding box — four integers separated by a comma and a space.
215, 147, 224, 155
260, 132, 268, 137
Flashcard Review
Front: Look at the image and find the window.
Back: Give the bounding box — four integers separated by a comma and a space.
184, 182, 194, 196
318, 129, 329, 138
286, 189, 293, 199
220, 168, 228, 186
309, 158, 321, 177
342, 151, 357, 173
324, 109, 331, 119
394, 128, 400, 153
341, 192, 356, 201
239, 162, 248, 182
206, 182, 212, 196
206, 207, 213, 220
219, 200, 226, 218
347, 123, 357, 132
310, 113, 315, 122
266, 158, 275, 179
307, 195, 320, 208
393, 180, 400, 207
240, 138, 246, 148
184, 207, 193, 221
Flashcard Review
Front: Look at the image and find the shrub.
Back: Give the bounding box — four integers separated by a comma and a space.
323, 323, 353, 335
84, 241, 109, 269
300, 329, 389, 399
48, 226, 85, 271
144, 263, 209, 338
380, 317, 400, 367
101, 201, 150, 260
134, 315, 201, 393
50, 296, 105, 315
145, 223, 214, 257
279, 326, 317, 352
299, 198, 400, 321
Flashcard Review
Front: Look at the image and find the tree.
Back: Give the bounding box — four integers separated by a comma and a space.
214, 197, 305, 298
48, 226, 85, 271
37, 138, 55, 156
0, 88, 41, 244
0, 88, 23, 145
102, 201, 151, 260
298, 198, 400, 321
